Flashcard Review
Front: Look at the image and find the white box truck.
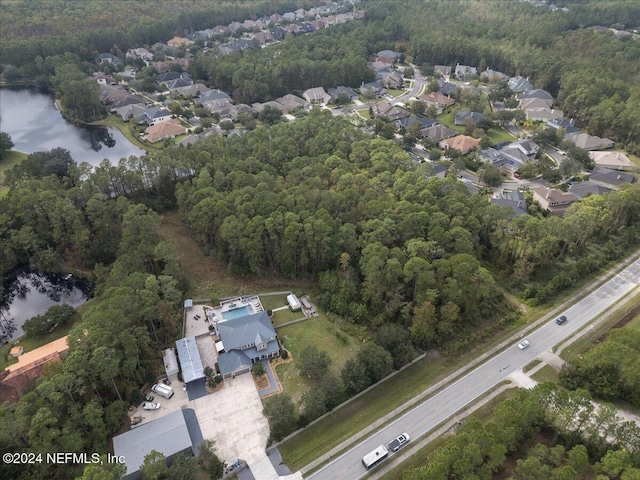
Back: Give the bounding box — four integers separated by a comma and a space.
151, 383, 174, 399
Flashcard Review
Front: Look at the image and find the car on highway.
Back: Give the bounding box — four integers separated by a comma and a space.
555, 315, 567, 325
388, 433, 411, 452
517, 340, 530, 350
143, 402, 161, 410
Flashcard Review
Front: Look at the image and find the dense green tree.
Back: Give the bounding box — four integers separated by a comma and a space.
0, 132, 14, 160
263, 393, 297, 441
298, 346, 332, 379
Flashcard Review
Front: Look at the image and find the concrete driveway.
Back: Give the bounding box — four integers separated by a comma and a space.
192, 374, 270, 465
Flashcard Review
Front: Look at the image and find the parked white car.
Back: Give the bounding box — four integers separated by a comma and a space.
142, 402, 161, 410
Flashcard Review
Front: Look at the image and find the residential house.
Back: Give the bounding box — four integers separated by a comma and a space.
143, 119, 187, 143
165, 77, 194, 91
229, 104, 255, 121
139, 108, 171, 126
212, 25, 230, 37
95, 52, 121, 66
518, 89, 553, 106
589, 151, 635, 171
216, 311, 280, 377
546, 117, 580, 135
157, 72, 193, 87
91, 73, 116, 85
174, 83, 209, 98
270, 27, 287, 41
327, 86, 359, 102
490, 190, 528, 217
113, 409, 202, 480
243, 19, 257, 29
438, 79, 458, 96
569, 182, 612, 199
310, 19, 327, 30
434, 65, 452, 81
440, 135, 481, 154
167, 37, 194, 48
480, 68, 509, 81
381, 70, 404, 89
533, 186, 578, 214
126, 47, 153, 62
275, 94, 309, 112
455, 111, 484, 126
588, 167, 637, 190
508, 75, 534, 92
227, 21, 244, 33
422, 91, 455, 111
251, 101, 287, 114
0, 336, 69, 403
114, 103, 147, 121
202, 99, 234, 119
283, 12, 299, 21
270, 13, 284, 23
370, 61, 392, 76
525, 107, 563, 122
99, 85, 144, 109
360, 81, 386, 98
519, 97, 553, 111
421, 124, 457, 142
303, 87, 332, 105
454, 64, 478, 80
197, 89, 231, 104
373, 55, 395, 67
152, 61, 171, 74
377, 49, 402, 59
253, 32, 272, 46
373, 101, 409, 121
565, 132, 614, 150
481, 147, 523, 176
396, 116, 437, 131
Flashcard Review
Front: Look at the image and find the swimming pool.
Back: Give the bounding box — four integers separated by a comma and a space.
222, 305, 252, 320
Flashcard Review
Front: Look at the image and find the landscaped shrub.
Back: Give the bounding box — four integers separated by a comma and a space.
281, 349, 289, 360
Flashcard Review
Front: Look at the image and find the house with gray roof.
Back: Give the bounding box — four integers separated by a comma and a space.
275, 94, 309, 112
454, 64, 478, 80
565, 132, 614, 151
480, 68, 509, 81
434, 65, 452, 81
546, 118, 579, 135
114, 103, 146, 121
139, 108, 171, 126
396, 116, 437, 130
568, 182, 611, 199
588, 167, 637, 190
303, 87, 331, 105
95, 52, 121, 65
438, 79, 458, 96
327, 86, 359, 102
518, 89, 553, 105
490, 190, 528, 217
377, 50, 401, 59
113, 409, 202, 480
216, 311, 279, 377
360, 81, 386, 98
421, 124, 457, 142
508, 75, 534, 92
455, 111, 484, 126
197, 89, 231, 104
99, 85, 144, 109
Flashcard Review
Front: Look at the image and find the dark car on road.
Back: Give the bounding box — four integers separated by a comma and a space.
555, 315, 567, 325
388, 433, 410, 452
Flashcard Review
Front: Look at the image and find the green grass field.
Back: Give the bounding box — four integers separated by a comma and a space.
259, 295, 289, 311
531, 364, 559, 384
0, 150, 27, 197
275, 315, 359, 407
271, 308, 303, 326
91, 114, 160, 152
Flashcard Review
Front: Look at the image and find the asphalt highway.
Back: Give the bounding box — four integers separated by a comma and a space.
307, 256, 640, 480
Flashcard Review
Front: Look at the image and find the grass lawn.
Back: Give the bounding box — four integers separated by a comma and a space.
157, 210, 315, 299
523, 359, 542, 373
437, 109, 465, 133
91, 115, 161, 153
271, 308, 303, 326
486, 126, 516, 144
358, 109, 371, 119
381, 388, 519, 480
531, 365, 559, 384
259, 294, 289, 311
0, 150, 27, 197
275, 314, 360, 407
387, 89, 405, 98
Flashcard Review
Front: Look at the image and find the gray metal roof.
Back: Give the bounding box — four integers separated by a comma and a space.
113, 409, 197, 480
217, 311, 276, 351
176, 336, 205, 383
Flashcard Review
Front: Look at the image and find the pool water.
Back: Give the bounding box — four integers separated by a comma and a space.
221, 305, 252, 320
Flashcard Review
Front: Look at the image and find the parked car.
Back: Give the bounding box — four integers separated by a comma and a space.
143, 402, 161, 410
388, 433, 411, 452
144, 394, 154, 402
555, 315, 567, 325
517, 340, 530, 350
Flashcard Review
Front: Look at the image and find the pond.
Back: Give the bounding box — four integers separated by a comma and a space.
0, 271, 91, 344
0, 87, 146, 167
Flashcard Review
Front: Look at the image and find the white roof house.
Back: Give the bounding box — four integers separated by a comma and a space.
175, 336, 205, 383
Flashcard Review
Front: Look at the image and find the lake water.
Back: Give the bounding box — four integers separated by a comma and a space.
0, 271, 90, 344
0, 87, 146, 166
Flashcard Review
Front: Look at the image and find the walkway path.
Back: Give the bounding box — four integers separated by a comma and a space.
257, 359, 281, 398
